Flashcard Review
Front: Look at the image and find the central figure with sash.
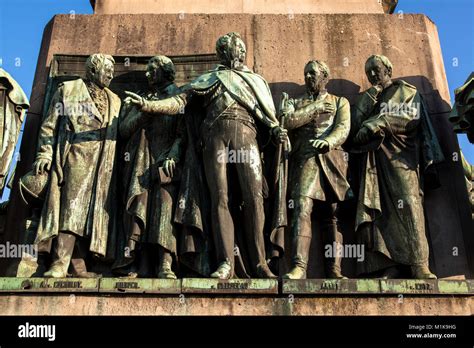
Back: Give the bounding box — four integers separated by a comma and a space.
125, 32, 288, 279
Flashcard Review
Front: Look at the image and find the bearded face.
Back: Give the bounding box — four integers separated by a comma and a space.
304, 62, 327, 95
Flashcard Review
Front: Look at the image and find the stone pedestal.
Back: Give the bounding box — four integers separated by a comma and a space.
0, 277, 472, 315
90, 0, 397, 15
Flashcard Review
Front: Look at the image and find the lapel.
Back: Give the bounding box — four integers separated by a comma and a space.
80, 81, 104, 123
104, 87, 119, 125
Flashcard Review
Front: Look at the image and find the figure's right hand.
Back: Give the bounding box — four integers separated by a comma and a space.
315, 101, 335, 114
367, 85, 383, 98
163, 158, 176, 178
33, 159, 51, 175
124, 91, 145, 109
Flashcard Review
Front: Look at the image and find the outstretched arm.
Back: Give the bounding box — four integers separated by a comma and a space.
124, 91, 189, 116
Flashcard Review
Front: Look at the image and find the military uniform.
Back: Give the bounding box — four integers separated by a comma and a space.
141, 65, 283, 278
285, 91, 352, 278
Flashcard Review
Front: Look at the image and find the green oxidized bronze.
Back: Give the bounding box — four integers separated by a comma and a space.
113, 56, 186, 279
449, 72, 474, 143
32, 53, 120, 278
350, 54, 444, 279
460, 150, 474, 219
0, 68, 29, 197
281, 60, 352, 280
125, 32, 288, 279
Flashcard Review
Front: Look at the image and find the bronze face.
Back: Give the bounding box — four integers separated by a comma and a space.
231, 37, 246, 65
365, 58, 390, 87
145, 62, 164, 88
220, 36, 246, 68
91, 59, 114, 88
304, 62, 326, 95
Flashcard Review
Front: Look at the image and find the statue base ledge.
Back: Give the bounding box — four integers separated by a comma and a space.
0, 278, 472, 295
282, 279, 474, 295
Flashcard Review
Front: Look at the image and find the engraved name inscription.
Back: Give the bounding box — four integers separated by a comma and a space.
114, 282, 139, 289
216, 282, 249, 290
53, 281, 82, 288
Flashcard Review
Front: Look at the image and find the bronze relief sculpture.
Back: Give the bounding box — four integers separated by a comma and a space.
14, 43, 455, 282
350, 55, 444, 279
113, 56, 184, 279
281, 60, 352, 280
0, 68, 29, 197
33, 53, 120, 278
125, 32, 288, 279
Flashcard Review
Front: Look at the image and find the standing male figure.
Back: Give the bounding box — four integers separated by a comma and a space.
34, 53, 120, 278
0, 68, 29, 197
282, 60, 352, 279
125, 32, 287, 279
350, 55, 444, 279
115, 55, 184, 278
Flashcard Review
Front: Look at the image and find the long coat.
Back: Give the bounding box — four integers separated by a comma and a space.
0, 68, 29, 195
117, 83, 184, 258
286, 91, 353, 202
350, 80, 444, 274
35, 79, 120, 258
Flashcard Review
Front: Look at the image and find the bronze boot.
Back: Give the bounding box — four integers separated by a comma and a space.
70, 260, 99, 278
283, 235, 311, 279
157, 247, 177, 279
323, 224, 347, 279
210, 259, 232, 279
44, 232, 75, 278
256, 262, 277, 279
70, 237, 99, 278
411, 264, 437, 279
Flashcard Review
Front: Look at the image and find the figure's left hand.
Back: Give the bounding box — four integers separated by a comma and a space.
354, 127, 372, 144
310, 139, 330, 153
163, 158, 176, 178
272, 126, 288, 144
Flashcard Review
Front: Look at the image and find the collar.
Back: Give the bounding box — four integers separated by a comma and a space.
307, 89, 328, 101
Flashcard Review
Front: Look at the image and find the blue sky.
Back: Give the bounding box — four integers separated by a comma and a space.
0, 0, 473, 200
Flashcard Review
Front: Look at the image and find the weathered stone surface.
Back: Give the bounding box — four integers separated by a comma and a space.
283, 279, 381, 294
438, 280, 470, 294
181, 278, 278, 294
91, 0, 392, 15
0, 294, 471, 315
380, 279, 439, 294
99, 278, 181, 294
0, 277, 99, 293
283, 279, 472, 295
1, 278, 470, 295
